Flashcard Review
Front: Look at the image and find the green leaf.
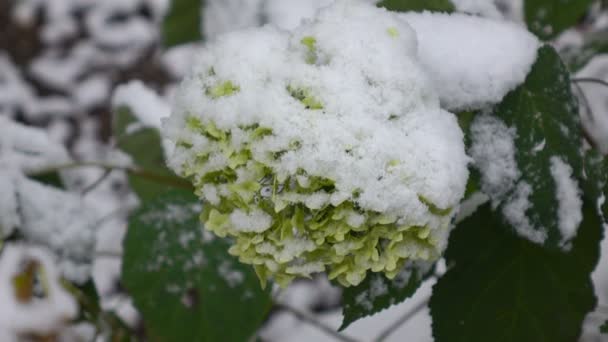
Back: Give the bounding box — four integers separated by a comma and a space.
525, 0, 594, 40
339, 263, 432, 330
377, 0, 454, 12
430, 200, 602, 342
163, 0, 204, 47
122, 190, 272, 342
601, 320, 608, 334
29, 172, 63, 189
582, 150, 608, 220
113, 107, 187, 201
492, 45, 583, 247
561, 28, 608, 72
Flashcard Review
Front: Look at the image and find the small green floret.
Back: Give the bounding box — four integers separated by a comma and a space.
418, 195, 452, 216
301, 36, 318, 64
287, 85, 324, 110
206, 81, 240, 98
387, 27, 399, 38
174, 122, 453, 288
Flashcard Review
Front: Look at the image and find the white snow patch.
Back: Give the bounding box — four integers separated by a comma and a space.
218, 260, 245, 287
229, 209, 273, 233
401, 12, 539, 110
502, 182, 547, 244
550, 156, 583, 247
469, 114, 519, 203
0, 245, 78, 339
112, 80, 171, 129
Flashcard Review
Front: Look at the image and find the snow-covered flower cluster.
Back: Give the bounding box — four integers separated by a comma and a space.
164, 0, 469, 287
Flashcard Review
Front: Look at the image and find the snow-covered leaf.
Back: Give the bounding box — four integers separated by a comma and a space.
473, 46, 584, 248
525, 0, 594, 40
430, 201, 602, 342
339, 263, 432, 330
122, 190, 272, 342
163, 0, 204, 47
377, 0, 454, 12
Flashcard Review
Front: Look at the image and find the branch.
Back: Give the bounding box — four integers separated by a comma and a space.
276, 303, 360, 342
375, 296, 431, 342
572, 77, 608, 88
82, 169, 113, 195
571, 78, 607, 153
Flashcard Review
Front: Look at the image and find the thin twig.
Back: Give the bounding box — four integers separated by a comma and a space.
571, 79, 606, 152
81, 168, 113, 195
375, 296, 431, 342
276, 303, 360, 342
572, 77, 608, 88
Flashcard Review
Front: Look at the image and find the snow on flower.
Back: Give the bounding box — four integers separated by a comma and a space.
163, 0, 469, 287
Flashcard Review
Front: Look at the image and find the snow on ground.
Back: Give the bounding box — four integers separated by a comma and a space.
262, 278, 435, 341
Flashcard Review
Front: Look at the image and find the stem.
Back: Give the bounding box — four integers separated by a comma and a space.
375, 296, 430, 342
276, 303, 360, 342
572, 77, 608, 88
82, 169, 113, 195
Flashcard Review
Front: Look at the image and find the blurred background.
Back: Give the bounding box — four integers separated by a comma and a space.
1, 0, 608, 340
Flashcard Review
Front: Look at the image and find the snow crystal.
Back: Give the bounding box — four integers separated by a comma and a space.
218, 260, 245, 287
285, 262, 325, 276
550, 157, 583, 247
140, 203, 200, 227
230, 209, 273, 233
401, 12, 539, 110
0, 245, 78, 339
112, 80, 171, 129
355, 292, 373, 311
370, 276, 389, 298
469, 114, 519, 203
502, 182, 548, 244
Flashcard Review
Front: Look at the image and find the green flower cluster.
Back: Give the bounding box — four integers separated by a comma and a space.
176, 109, 452, 288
